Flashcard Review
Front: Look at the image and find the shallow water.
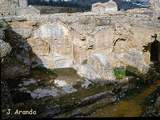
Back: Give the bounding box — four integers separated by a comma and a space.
90, 80, 160, 117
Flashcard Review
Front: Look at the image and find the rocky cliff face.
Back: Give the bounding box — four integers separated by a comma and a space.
1, 7, 159, 82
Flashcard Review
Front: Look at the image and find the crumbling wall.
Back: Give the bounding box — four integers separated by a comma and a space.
2, 8, 159, 81
92, 0, 118, 14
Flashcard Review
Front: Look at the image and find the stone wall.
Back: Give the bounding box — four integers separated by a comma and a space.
1, 5, 160, 81
92, 0, 118, 14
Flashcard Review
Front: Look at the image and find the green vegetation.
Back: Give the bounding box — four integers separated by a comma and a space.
114, 67, 126, 80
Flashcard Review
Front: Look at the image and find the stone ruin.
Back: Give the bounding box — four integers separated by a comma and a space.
91, 0, 118, 14
0, 0, 160, 82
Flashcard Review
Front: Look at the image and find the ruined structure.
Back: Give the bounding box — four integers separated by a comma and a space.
0, 1, 160, 119
0, 0, 160, 82
92, 0, 118, 14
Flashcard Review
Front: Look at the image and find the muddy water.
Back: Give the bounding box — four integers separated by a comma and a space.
90, 80, 160, 117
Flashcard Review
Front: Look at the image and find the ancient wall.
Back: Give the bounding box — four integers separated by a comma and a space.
2, 7, 159, 81
92, 0, 118, 14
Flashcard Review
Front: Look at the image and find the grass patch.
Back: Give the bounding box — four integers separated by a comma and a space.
114, 67, 126, 80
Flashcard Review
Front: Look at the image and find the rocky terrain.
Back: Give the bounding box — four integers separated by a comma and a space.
0, 0, 160, 119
